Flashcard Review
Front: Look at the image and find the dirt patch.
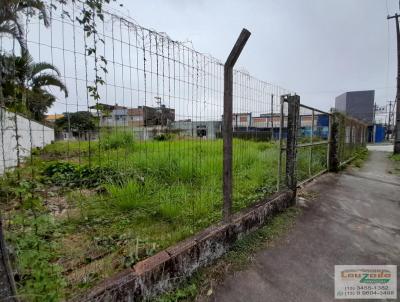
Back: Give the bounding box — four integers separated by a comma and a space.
44, 189, 95, 218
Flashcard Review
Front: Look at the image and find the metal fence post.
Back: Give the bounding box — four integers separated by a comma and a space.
223, 29, 251, 223
271, 94, 274, 140
285, 95, 300, 202
277, 96, 285, 192
309, 109, 315, 177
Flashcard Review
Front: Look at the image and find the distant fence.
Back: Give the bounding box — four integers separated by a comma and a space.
277, 97, 368, 193
0, 2, 367, 301
0, 107, 54, 175
336, 112, 368, 166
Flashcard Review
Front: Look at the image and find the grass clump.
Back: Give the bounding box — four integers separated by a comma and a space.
352, 147, 369, 168
389, 153, 400, 175
390, 154, 400, 162
105, 178, 158, 210
100, 129, 135, 150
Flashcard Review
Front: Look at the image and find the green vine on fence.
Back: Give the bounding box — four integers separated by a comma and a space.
55, 0, 122, 102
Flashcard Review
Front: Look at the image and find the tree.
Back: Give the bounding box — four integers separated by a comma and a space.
55, 111, 97, 133
0, 0, 49, 51
1, 52, 68, 120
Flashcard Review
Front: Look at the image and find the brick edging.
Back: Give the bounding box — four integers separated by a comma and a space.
75, 190, 294, 302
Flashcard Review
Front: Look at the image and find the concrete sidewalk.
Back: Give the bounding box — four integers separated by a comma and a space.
208, 151, 400, 302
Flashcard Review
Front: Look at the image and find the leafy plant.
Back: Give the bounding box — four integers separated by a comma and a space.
10, 213, 65, 302
6, 180, 66, 302
43, 162, 126, 188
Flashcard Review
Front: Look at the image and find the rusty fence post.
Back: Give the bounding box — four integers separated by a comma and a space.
285, 95, 300, 203
223, 29, 251, 223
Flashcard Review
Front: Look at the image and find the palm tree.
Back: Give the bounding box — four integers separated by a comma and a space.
1, 52, 68, 120
0, 0, 49, 51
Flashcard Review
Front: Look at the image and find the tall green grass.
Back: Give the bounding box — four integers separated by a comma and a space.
5, 136, 327, 299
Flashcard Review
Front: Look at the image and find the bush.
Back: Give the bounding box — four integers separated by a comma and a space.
154, 133, 174, 141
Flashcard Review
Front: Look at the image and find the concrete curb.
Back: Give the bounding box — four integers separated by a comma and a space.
76, 190, 294, 302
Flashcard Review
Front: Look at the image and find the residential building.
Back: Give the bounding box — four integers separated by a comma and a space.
90, 103, 175, 127
45, 114, 64, 124
127, 105, 175, 127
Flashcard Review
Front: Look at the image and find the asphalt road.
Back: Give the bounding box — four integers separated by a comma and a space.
208, 151, 400, 302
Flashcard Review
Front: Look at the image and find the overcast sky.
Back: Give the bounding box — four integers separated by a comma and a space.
115, 0, 398, 112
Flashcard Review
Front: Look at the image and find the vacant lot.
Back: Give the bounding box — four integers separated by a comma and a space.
0, 132, 328, 301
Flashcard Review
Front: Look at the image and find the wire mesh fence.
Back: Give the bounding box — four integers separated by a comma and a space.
335, 112, 368, 166
232, 72, 290, 211
0, 2, 368, 301
296, 105, 330, 184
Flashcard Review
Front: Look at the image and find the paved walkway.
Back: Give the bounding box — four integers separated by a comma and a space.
367, 143, 394, 152
209, 151, 400, 302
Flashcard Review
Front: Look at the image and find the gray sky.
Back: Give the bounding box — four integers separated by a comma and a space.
117, 0, 397, 112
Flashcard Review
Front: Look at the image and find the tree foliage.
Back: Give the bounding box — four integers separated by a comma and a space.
0, 0, 121, 122
0, 52, 68, 120
55, 111, 97, 132
0, 0, 49, 51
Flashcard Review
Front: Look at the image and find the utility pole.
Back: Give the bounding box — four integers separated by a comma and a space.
388, 13, 400, 153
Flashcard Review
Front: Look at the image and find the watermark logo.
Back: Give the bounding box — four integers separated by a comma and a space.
335, 265, 397, 299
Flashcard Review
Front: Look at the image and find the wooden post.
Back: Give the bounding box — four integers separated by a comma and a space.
329, 112, 339, 172
327, 113, 332, 171
285, 95, 300, 202
0, 214, 18, 302
223, 29, 251, 223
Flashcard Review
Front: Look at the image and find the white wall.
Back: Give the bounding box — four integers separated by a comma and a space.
0, 107, 54, 175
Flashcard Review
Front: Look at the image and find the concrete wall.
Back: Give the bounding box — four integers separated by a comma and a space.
77, 190, 294, 302
0, 107, 54, 175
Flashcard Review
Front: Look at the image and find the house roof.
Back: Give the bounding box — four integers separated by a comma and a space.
45, 114, 64, 121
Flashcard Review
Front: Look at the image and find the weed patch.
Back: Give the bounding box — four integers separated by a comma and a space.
0, 138, 323, 300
